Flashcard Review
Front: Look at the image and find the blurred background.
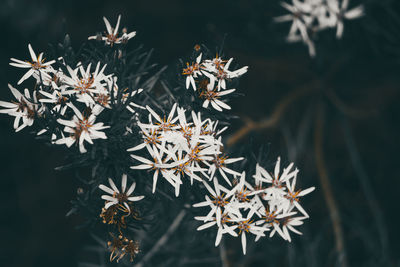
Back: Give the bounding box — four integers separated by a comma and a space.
0, 0, 399, 266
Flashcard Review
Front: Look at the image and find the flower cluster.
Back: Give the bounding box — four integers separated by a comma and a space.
2, 12, 318, 263
194, 157, 315, 255
182, 53, 248, 111
128, 104, 243, 196
1, 31, 144, 153
275, 0, 364, 56
99, 174, 144, 262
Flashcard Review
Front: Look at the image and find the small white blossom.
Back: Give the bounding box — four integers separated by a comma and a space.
56, 104, 109, 153
200, 75, 236, 112
182, 53, 203, 90
63, 62, 109, 107
99, 174, 144, 211
39, 82, 70, 115
89, 15, 136, 46
9, 44, 55, 85
275, 0, 364, 56
0, 84, 40, 132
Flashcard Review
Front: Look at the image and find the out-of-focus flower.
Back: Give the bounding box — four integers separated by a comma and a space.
275, 0, 364, 56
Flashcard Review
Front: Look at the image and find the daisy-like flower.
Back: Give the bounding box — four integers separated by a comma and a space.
0, 84, 40, 132
89, 15, 136, 46
327, 0, 364, 38
193, 179, 235, 226
275, 0, 364, 56
275, 1, 316, 56
182, 53, 202, 90
253, 157, 299, 198
282, 173, 315, 217
99, 174, 144, 211
254, 206, 290, 241
271, 215, 306, 242
206, 154, 243, 186
200, 76, 236, 112
201, 54, 227, 72
63, 62, 109, 107
195, 211, 238, 247
143, 104, 179, 132
130, 144, 179, 194
226, 172, 257, 204
9, 44, 55, 85
202, 57, 248, 90
39, 82, 70, 115
56, 104, 109, 153
230, 210, 269, 255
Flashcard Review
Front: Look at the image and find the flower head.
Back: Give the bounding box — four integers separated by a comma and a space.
89, 15, 136, 46
9, 44, 55, 85
55, 104, 109, 153
0, 84, 41, 132
99, 174, 145, 211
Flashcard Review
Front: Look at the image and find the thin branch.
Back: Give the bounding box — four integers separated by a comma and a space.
226, 82, 317, 147
226, 57, 348, 147
314, 103, 348, 267
341, 118, 389, 262
134, 210, 186, 267
325, 89, 377, 119
219, 239, 230, 267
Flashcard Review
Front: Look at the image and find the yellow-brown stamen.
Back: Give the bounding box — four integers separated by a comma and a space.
211, 193, 228, 207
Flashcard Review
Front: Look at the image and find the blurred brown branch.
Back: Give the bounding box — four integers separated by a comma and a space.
326, 89, 377, 119
314, 103, 348, 267
226, 82, 317, 147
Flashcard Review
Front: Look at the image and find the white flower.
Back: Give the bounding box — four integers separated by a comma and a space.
200, 75, 236, 112
55, 104, 109, 153
0, 84, 40, 132
275, 1, 316, 56
282, 174, 315, 217
195, 211, 238, 247
89, 15, 136, 46
253, 157, 299, 198
327, 0, 364, 38
275, 0, 364, 56
142, 104, 179, 132
254, 206, 290, 241
182, 53, 202, 90
206, 154, 243, 186
229, 210, 269, 255
193, 179, 239, 226
99, 174, 144, 211
63, 62, 109, 107
271, 215, 306, 242
129, 144, 179, 194
9, 44, 55, 85
39, 82, 71, 115
202, 57, 248, 90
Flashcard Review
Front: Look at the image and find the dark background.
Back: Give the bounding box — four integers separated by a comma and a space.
0, 0, 399, 266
